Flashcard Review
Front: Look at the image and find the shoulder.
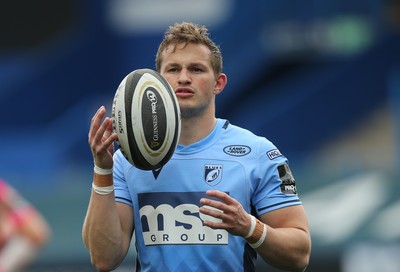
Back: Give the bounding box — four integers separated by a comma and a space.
220, 120, 278, 151
219, 120, 288, 168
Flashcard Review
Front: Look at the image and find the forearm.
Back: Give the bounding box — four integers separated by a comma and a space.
82, 179, 127, 271
199, 191, 311, 271
253, 226, 311, 272
83, 191, 127, 271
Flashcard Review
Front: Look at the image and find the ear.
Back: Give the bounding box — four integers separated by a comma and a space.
213, 73, 227, 95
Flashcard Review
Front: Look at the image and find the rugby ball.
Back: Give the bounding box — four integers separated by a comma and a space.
111, 69, 181, 170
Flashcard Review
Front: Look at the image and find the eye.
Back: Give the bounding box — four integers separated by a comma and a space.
167, 67, 179, 73
191, 67, 203, 73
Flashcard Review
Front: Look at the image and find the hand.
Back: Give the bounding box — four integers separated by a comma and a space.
88, 106, 118, 169
199, 190, 251, 237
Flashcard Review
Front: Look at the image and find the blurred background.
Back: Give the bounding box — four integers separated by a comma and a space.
0, 0, 399, 271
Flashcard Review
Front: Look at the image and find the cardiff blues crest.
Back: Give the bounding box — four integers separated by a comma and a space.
204, 164, 223, 186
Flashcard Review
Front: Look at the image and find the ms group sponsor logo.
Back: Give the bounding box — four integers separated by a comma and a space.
138, 192, 228, 246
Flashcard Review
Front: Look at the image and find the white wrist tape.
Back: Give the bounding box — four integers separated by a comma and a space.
94, 164, 113, 175
92, 183, 114, 195
250, 223, 267, 249
244, 215, 257, 238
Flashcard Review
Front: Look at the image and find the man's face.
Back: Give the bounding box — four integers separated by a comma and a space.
159, 43, 218, 119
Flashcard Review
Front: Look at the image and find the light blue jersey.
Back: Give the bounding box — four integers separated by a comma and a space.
113, 119, 301, 272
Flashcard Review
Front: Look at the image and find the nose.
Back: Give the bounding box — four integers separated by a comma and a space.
177, 69, 191, 84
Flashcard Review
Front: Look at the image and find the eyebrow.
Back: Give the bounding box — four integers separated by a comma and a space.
164, 62, 209, 68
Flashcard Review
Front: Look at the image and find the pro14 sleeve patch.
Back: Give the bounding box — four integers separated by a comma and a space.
277, 163, 297, 195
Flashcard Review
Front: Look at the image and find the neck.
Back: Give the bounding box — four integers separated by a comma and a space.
179, 116, 217, 146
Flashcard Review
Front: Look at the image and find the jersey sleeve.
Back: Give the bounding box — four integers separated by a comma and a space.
113, 150, 134, 206
251, 139, 302, 216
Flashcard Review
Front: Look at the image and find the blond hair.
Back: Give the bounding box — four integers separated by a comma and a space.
155, 22, 223, 76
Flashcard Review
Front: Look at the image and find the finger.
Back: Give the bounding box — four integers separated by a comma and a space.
205, 190, 235, 204
200, 198, 227, 211
104, 132, 118, 149
94, 119, 117, 156
199, 201, 239, 227
202, 191, 239, 211
201, 212, 241, 234
88, 106, 106, 141
94, 117, 111, 145
199, 206, 229, 229
91, 106, 105, 128
103, 116, 114, 138
199, 205, 226, 220
203, 220, 227, 230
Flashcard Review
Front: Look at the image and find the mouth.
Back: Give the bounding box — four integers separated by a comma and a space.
174, 87, 194, 94
174, 87, 194, 98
